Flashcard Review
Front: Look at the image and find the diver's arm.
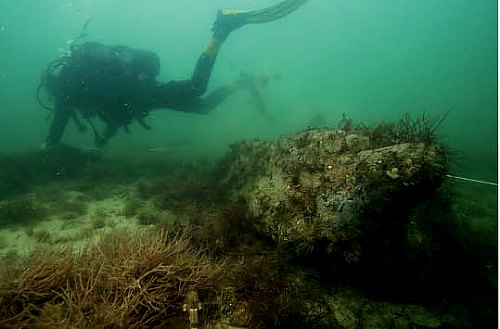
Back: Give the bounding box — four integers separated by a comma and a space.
155, 85, 235, 114
150, 73, 260, 114
45, 99, 73, 147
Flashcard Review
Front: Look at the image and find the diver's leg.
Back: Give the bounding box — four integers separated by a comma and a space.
45, 99, 72, 147
190, 1, 307, 96
189, 12, 248, 97
190, 42, 220, 96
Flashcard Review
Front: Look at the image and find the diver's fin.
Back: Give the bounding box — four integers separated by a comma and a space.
213, 0, 308, 40
243, 0, 308, 24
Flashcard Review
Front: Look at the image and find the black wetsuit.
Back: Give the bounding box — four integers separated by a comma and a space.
44, 41, 231, 147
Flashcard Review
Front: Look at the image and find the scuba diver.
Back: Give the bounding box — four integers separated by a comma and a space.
38, 0, 308, 148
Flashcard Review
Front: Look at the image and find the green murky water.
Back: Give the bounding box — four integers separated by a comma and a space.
0, 1, 497, 328
0, 0, 496, 178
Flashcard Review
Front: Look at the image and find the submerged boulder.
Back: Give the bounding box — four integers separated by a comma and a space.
220, 126, 447, 261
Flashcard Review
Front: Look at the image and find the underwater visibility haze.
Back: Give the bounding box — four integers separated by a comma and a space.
0, 0, 497, 328
0, 0, 496, 178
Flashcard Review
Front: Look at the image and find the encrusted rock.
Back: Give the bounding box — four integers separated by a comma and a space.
220, 127, 446, 260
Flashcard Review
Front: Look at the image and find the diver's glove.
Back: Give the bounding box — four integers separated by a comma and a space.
212, 10, 248, 42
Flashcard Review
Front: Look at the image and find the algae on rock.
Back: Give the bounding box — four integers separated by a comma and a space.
220, 127, 447, 261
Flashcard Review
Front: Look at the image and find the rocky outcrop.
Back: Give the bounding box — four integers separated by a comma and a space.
220, 128, 447, 261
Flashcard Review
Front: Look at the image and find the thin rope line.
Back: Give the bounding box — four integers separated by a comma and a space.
445, 174, 498, 186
